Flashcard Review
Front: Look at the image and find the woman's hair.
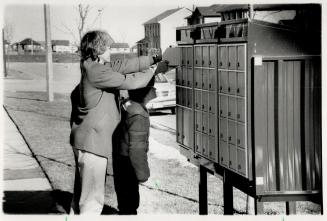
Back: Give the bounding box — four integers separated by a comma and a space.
80, 30, 111, 61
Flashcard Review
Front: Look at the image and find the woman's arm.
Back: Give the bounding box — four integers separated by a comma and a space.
111, 56, 154, 74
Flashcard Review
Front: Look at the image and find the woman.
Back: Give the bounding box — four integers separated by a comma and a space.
70, 30, 167, 214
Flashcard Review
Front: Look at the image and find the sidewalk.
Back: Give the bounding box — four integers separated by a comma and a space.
2, 108, 61, 214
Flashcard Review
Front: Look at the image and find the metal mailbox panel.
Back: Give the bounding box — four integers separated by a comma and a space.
228, 97, 237, 120
202, 112, 208, 134
228, 120, 237, 145
187, 89, 193, 108
194, 46, 202, 67
183, 109, 191, 147
181, 88, 187, 107
237, 72, 246, 96
219, 71, 228, 93
176, 66, 182, 85
188, 67, 193, 87
237, 98, 246, 122
182, 67, 187, 86
209, 45, 217, 68
195, 132, 202, 153
237, 45, 245, 70
195, 111, 202, 132
176, 107, 183, 144
202, 69, 209, 90
219, 95, 228, 118
228, 46, 237, 70
208, 113, 216, 136
202, 46, 209, 67
219, 141, 229, 167
181, 47, 187, 66
176, 87, 180, 105
228, 71, 237, 95
229, 144, 237, 171
195, 90, 201, 110
209, 69, 217, 91
218, 46, 228, 69
202, 91, 208, 112
194, 68, 202, 89
208, 92, 216, 113
208, 136, 217, 161
237, 148, 246, 175
219, 117, 228, 142
202, 134, 209, 156
237, 123, 245, 148
187, 47, 193, 67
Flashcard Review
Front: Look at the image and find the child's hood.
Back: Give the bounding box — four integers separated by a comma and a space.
122, 100, 149, 118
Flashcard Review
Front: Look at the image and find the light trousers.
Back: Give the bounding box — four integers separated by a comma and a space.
71, 150, 107, 214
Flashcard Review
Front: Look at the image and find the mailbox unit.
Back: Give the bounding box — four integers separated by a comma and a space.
176, 14, 321, 214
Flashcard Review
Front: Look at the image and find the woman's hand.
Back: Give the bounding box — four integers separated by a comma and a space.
154, 60, 169, 75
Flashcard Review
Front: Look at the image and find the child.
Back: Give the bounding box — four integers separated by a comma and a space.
70, 30, 167, 214
113, 77, 157, 215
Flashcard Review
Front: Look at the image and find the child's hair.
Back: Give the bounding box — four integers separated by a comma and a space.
128, 77, 155, 103
80, 30, 112, 61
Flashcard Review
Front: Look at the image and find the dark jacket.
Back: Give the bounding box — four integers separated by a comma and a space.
118, 100, 150, 182
70, 56, 154, 158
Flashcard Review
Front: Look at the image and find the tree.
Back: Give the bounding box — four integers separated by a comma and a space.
3, 19, 14, 44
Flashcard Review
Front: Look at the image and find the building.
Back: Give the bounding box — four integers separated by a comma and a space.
186, 6, 221, 25
137, 7, 191, 56
12, 38, 42, 54
51, 40, 70, 53
109, 42, 130, 54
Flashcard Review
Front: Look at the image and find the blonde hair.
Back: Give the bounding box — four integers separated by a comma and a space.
80, 30, 111, 61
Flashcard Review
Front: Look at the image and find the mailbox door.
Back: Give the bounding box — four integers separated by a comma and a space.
195, 111, 202, 132
209, 45, 217, 68
228, 120, 237, 145
219, 71, 228, 94
183, 109, 190, 147
219, 141, 229, 167
202, 112, 208, 134
187, 89, 193, 108
237, 148, 246, 176
176, 66, 182, 85
218, 46, 228, 69
237, 98, 246, 122
219, 118, 228, 142
228, 71, 237, 95
195, 90, 201, 110
202, 69, 209, 90
209, 69, 217, 91
195, 132, 202, 153
187, 47, 193, 67
202, 91, 208, 112
228, 97, 237, 120
202, 46, 209, 67
219, 95, 228, 118
228, 45, 237, 70
237, 45, 245, 71
209, 136, 217, 161
208, 113, 216, 136
181, 47, 187, 66
229, 144, 237, 171
208, 92, 216, 114
194, 46, 202, 67
182, 66, 187, 86
237, 72, 245, 96
194, 68, 202, 89
202, 134, 209, 156
187, 67, 193, 88
237, 123, 245, 148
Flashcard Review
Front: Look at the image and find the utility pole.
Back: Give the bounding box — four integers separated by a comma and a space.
44, 4, 53, 102
2, 29, 7, 77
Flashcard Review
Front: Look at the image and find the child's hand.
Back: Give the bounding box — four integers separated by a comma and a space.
154, 60, 169, 75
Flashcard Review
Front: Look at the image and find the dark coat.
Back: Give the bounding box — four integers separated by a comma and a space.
70, 56, 154, 158
116, 100, 150, 182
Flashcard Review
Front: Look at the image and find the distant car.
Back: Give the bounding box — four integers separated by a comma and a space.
146, 72, 176, 114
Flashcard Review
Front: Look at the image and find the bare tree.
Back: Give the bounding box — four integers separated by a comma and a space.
77, 4, 90, 42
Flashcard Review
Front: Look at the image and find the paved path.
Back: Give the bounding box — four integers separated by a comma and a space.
2, 108, 61, 214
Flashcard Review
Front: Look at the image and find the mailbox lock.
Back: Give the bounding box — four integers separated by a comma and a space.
203, 149, 205, 153
220, 110, 223, 115
195, 60, 198, 64
202, 104, 205, 109
196, 103, 198, 108
220, 86, 223, 91
209, 61, 212, 65
209, 151, 212, 156
228, 87, 231, 92
220, 133, 223, 138
229, 136, 232, 141
196, 145, 199, 150
202, 60, 204, 65
238, 164, 241, 170
182, 135, 185, 139
195, 82, 198, 86
209, 129, 212, 133
202, 126, 205, 131
237, 139, 240, 144
237, 88, 240, 93
209, 84, 211, 88
209, 106, 212, 111
237, 62, 240, 67
221, 157, 224, 162
228, 62, 231, 67
187, 60, 189, 64
237, 114, 240, 119
229, 161, 232, 166
228, 111, 231, 116
187, 80, 190, 85
219, 62, 222, 66
196, 124, 199, 129
202, 82, 204, 87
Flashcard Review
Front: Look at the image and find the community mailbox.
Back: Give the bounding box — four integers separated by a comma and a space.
175, 4, 322, 214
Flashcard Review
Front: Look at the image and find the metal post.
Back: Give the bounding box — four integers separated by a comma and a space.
254, 200, 264, 214
248, 4, 254, 20
199, 165, 208, 215
286, 201, 296, 215
223, 170, 233, 215
2, 29, 7, 77
44, 4, 53, 102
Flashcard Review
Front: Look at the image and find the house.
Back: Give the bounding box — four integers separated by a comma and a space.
12, 38, 42, 54
109, 42, 130, 54
51, 40, 71, 53
186, 6, 221, 25
130, 45, 138, 53
137, 7, 191, 56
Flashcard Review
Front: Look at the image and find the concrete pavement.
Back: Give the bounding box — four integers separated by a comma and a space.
2, 108, 62, 214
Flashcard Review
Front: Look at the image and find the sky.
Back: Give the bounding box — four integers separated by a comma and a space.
2, 0, 225, 47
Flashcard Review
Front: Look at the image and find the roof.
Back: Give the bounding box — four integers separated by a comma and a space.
110, 42, 129, 49
211, 4, 320, 13
19, 38, 41, 46
51, 40, 70, 46
144, 8, 182, 24
185, 6, 221, 19
136, 37, 150, 44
